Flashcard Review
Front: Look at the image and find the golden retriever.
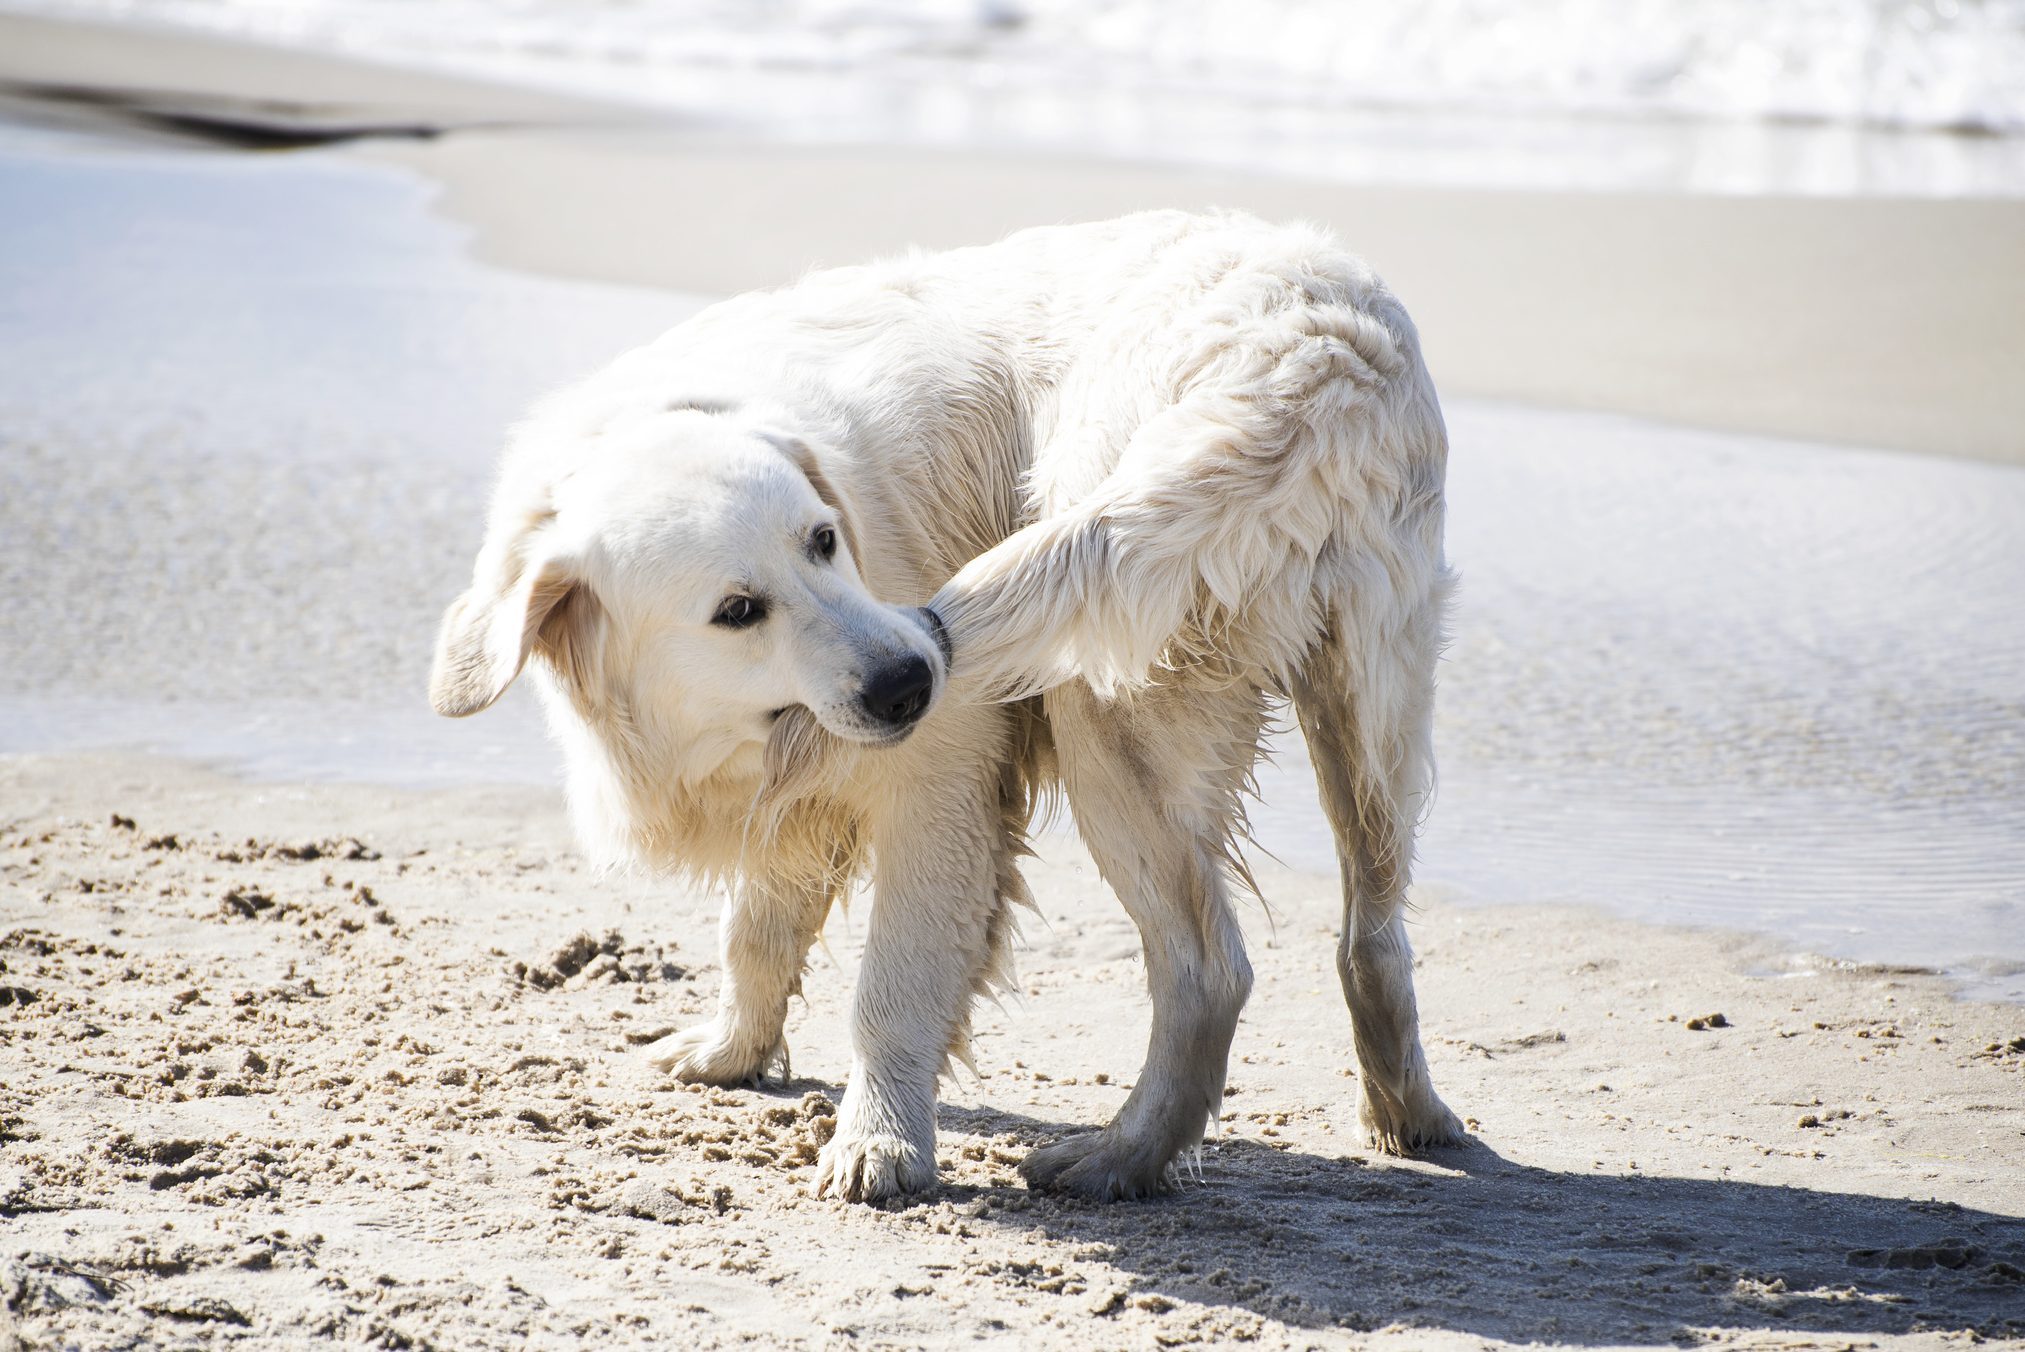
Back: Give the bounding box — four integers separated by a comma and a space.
430, 209, 1462, 1202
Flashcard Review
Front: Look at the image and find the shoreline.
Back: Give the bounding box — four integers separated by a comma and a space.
11, 690, 2021, 1009
0, 9, 609, 128
1, 9, 2022, 463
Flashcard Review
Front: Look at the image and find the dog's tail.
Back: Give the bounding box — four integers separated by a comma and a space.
928, 289, 1446, 701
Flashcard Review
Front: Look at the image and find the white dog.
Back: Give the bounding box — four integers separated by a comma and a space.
430, 209, 1463, 1202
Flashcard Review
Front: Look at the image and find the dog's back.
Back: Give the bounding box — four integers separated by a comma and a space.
609, 209, 1446, 672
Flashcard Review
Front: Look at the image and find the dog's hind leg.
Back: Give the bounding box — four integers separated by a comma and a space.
1021, 679, 1261, 1200
647, 872, 833, 1086
1288, 591, 1465, 1154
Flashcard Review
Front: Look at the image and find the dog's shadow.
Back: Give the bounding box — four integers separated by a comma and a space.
918, 1102, 2025, 1344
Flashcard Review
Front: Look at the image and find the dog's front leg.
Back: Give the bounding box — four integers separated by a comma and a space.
648, 876, 828, 1086
814, 733, 1006, 1202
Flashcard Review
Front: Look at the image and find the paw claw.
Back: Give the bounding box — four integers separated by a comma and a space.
1021, 1130, 1177, 1201
645, 1021, 781, 1087
812, 1130, 933, 1203
1362, 1090, 1468, 1155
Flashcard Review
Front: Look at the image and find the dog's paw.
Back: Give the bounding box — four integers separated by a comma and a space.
644, 1021, 781, 1087
1361, 1083, 1468, 1155
812, 1129, 934, 1203
1020, 1129, 1178, 1201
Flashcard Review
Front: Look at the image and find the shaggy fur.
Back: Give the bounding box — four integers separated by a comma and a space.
429, 209, 1465, 1202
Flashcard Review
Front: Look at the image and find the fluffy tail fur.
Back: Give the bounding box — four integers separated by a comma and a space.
928, 276, 1445, 702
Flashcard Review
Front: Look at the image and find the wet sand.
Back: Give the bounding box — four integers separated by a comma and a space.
0, 9, 606, 129
374, 130, 2025, 466
2, 13, 2024, 1350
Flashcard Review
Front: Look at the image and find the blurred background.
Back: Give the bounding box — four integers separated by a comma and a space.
12, 0, 2025, 192
1, 0, 2021, 995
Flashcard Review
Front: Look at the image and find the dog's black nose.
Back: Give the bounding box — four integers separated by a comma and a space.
860, 655, 933, 729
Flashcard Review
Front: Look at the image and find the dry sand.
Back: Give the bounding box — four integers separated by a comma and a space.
3, 755, 2022, 1349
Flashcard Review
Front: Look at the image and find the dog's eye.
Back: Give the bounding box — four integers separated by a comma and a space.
711, 595, 766, 629
813, 524, 837, 560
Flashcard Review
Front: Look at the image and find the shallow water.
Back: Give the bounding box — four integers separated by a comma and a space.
2, 120, 2020, 1000
1268, 405, 2025, 1002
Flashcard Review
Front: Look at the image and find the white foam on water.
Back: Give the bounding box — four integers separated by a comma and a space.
10, 0, 2025, 195
1, 119, 2019, 1001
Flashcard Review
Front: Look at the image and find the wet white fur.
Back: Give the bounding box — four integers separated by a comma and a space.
431, 209, 1464, 1203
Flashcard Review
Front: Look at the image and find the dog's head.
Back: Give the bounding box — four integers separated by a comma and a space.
429, 407, 949, 785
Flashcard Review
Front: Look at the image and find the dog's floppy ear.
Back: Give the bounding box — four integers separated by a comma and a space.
761, 429, 863, 568
429, 542, 578, 718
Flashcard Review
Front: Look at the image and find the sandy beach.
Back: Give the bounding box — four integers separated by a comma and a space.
2, 10, 2023, 1350
4, 755, 2023, 1349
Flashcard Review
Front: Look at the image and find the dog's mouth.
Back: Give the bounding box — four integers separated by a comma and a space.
773, 700, 921, 749
823, 716, 924, 749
